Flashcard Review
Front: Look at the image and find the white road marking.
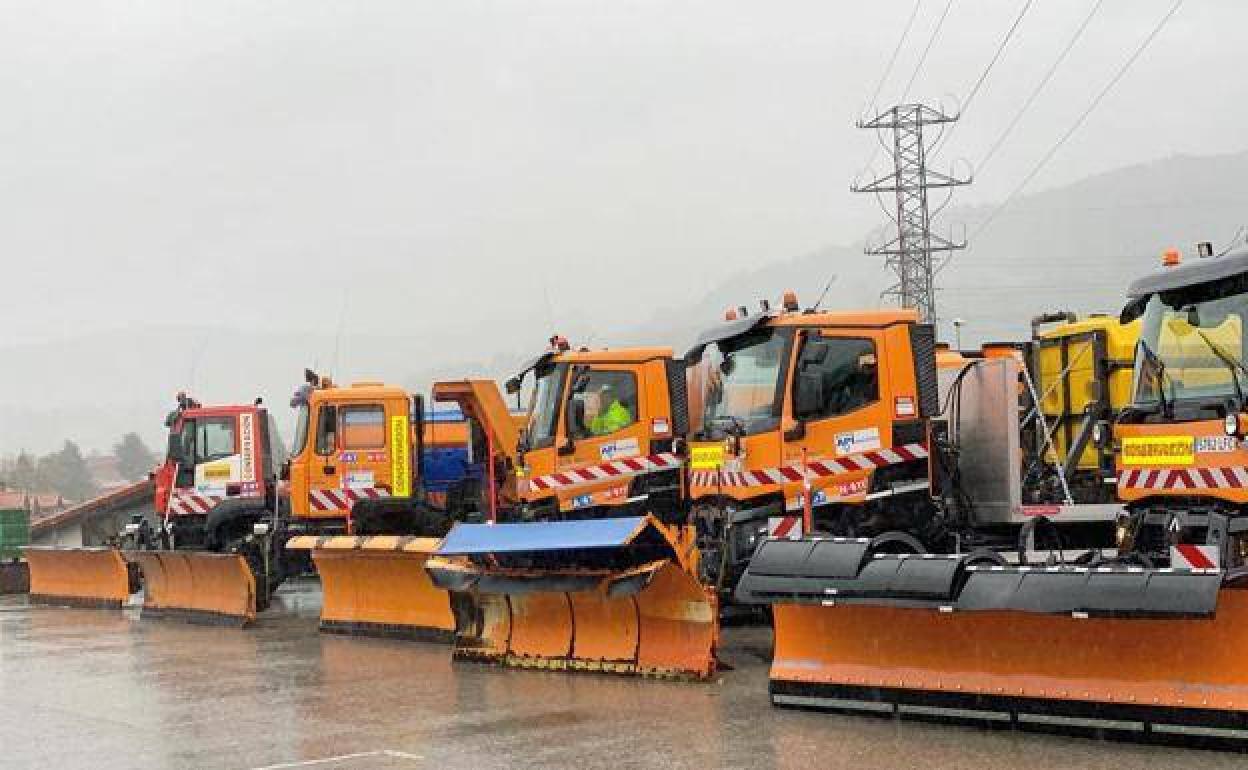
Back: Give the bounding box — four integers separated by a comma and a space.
249, 749, 424, 769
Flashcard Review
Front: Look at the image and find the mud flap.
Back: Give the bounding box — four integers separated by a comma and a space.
286, 535, 454, 642
739, 536, 1248, 735
126, 550, 256, 626
429, 515, 717, 679
23, 547, 131, 608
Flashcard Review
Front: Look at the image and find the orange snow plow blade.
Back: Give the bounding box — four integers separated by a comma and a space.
126, 550, 256, 626
24, 547, 132, 608
428, 515, 717, 680
286, 535, 454, 641
737, 537, 1248, 738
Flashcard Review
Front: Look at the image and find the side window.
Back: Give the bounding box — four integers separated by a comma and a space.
340, 405, 386, 449
568, 370, 639, 438
196, 417, 237, 462
315, 405, 337, 455
793, 337, 879, 421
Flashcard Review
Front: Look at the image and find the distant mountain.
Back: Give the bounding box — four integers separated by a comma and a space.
5, 150, 1248, 454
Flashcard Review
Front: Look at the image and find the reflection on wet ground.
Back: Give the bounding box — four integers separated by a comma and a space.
1, 580, 1244, 769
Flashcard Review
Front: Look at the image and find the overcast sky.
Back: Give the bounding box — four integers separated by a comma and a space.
1, 1, 1244, 363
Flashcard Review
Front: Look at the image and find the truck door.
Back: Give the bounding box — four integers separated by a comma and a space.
783, 329, 890, 507
557, 365, 649, 510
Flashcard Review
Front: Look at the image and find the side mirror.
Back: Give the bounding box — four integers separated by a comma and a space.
166, 432, 182, 464
505, 376, 522, 395
794, 372, 823, 419
279, 460, 291, 481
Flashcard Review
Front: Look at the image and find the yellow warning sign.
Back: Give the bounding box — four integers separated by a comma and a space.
1120, 436, 1194, 466
202, 461, 232, 480
690, 444, 724, 470
390, 415, 411, 497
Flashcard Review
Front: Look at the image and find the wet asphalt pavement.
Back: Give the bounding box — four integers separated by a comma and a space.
1, 580, 1245, 769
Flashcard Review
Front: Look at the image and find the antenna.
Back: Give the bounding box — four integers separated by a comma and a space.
811, 275, 839, 311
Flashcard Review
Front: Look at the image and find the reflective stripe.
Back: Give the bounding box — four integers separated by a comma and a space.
1120, 466, 1248, 491
527, 452, 681, 492
689, 443, 928, 489
168, 493, 223, 515
308, 487, 390, 512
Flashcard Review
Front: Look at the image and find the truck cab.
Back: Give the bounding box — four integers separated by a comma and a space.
286, 375, 415, 535
434, 338, 688, 524
684, 297, 936, 538
1115, 247, 1248, 570
153, 394, 283, 549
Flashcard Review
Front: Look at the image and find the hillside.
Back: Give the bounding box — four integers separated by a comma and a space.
5, 150, 1248, 454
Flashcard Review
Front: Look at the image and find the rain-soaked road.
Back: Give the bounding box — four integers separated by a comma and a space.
1, 580, 1244, 770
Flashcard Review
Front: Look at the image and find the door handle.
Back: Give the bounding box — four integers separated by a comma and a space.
322, 465, 336, 474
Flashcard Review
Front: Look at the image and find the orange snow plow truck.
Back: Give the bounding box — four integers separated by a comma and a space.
27, 372, 475, 629
735, 248, 1248, 739
425, 337, 719, 679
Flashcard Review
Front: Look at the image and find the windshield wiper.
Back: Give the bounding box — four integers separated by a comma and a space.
704, 414, 746, 439
1137, 339, 1175, 417
1193, 328, 1248, 410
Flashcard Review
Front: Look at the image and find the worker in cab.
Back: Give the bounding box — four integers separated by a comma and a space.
590, 382, 633, 435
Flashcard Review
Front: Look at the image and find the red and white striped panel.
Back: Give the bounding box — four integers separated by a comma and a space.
1119, 466, 1248, 492
689, 443, 928, 489
308, 487, 390, 512
168, 493, 224, 515
528, 452, 682, 492
768, 515, 803, 540
1171, 544, 1220, 569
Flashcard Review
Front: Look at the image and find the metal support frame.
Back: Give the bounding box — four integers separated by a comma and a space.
854, 103, 969, 324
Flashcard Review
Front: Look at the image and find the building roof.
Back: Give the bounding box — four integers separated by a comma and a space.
30, 479, 153, 536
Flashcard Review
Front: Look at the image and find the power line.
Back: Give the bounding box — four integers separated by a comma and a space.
867, 0, 925, 111
860, 0, 955, 178
971, 0, 1187, 240
898, 0, 956, 102
931, 0, 1035, 159
976, 0, 1106, 175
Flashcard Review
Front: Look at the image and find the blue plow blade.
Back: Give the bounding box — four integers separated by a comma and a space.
436, 516, 650, 556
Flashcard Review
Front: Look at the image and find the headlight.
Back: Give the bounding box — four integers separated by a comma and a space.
1226, 413, 1240, 436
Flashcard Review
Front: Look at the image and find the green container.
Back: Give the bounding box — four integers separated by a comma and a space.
0, 507, 30, 561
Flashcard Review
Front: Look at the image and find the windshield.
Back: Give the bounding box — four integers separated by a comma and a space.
526, 363, 567, 450
193, 417, 236, 463
700, 327, 791, 437
1132, 289, 1248, 408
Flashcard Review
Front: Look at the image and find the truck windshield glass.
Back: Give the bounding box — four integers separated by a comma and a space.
526, 363, 567, 450
1132, 290, 1248, 408
702, 328, 790, 436
195, 417, 237, 463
